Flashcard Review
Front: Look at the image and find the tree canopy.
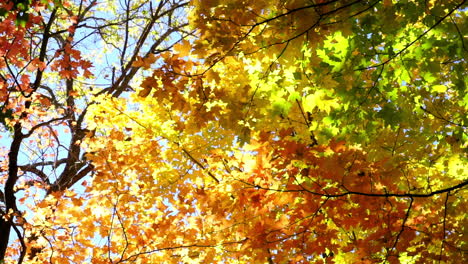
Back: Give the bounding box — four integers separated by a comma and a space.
0, 0, 467, 263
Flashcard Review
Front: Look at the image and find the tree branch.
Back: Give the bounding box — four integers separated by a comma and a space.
238, 179, 468, 199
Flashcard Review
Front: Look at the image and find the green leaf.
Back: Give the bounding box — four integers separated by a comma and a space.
377, 104, 402, 127
271, 98, 291, 116
15, 12, 29, 27
0, 8, 7, 17
288, 91, 301, 102
293, 72, 302, 80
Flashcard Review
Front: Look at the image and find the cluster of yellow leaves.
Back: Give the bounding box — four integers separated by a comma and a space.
71, 108, 467, 264
27, 0, 467, 263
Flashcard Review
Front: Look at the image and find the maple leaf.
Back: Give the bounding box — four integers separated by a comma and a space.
174, 39, 192, 57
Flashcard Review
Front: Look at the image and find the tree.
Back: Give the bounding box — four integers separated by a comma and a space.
0, 0, 188, 262
1, 0, 467, 263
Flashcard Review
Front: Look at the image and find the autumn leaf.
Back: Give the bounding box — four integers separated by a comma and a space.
174, 39, 192, 57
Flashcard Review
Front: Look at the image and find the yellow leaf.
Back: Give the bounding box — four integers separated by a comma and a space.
174, 39, 192, 57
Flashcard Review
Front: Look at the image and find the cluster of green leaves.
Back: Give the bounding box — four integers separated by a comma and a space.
0, 1, 56, 26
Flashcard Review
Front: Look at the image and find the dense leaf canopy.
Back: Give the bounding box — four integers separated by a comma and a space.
0, 0, 467, 263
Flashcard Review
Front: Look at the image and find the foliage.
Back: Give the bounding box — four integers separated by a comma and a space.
0, 0, 188, 262
1, 0, 467, 263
